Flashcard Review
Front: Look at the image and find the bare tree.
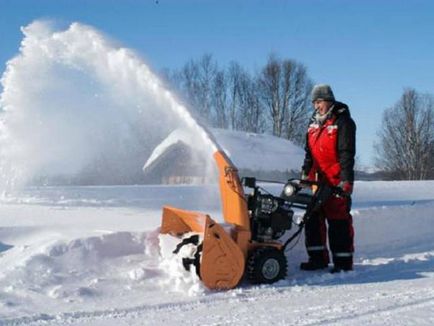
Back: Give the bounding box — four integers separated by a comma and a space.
284, 64, 313, 145
212, 70, 229, 128
227, 62, 244, 130
196, 54, 217, 123
257, 55, 312, 144
257, 55, 285, 136
226, 62, 265, 133
238, 74, 265, 133
376, 88, 434, 180
171, 54, 218, 124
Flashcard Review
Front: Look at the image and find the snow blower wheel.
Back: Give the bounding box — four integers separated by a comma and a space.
247, 247, 287, 284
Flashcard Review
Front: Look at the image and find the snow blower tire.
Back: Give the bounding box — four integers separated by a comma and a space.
247, 247, 287, 284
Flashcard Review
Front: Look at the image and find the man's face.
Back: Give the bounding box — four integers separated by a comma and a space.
313, 99, 333, 115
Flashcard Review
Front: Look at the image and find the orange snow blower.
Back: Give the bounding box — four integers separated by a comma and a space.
160, 150, 335, 290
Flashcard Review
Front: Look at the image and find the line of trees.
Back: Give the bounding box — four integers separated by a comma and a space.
162, 54, 313, 146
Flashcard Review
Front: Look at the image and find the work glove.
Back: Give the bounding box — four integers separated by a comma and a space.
338, 181, 353, 195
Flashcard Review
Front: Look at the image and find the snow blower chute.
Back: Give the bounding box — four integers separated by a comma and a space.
160, 150, 336, 290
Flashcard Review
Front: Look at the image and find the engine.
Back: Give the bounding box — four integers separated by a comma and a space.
244, 178, 294, 242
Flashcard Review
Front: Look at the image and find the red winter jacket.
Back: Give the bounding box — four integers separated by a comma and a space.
302, 102, 356, 186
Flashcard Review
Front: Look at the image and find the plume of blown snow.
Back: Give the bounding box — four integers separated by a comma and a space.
0, 20, 217, 190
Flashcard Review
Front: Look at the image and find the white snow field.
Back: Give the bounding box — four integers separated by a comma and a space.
0, 181, 434, 326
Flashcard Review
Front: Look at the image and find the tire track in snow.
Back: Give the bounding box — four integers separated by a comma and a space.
305, 293, 434, 325
0, 288, 270, 326
3, 276, 434, 325
0, 282, 318, 326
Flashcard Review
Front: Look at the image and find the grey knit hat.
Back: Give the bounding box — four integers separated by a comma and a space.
311, 84, 335, 102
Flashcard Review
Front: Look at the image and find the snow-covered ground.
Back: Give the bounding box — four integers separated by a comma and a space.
1, 180, 434, 326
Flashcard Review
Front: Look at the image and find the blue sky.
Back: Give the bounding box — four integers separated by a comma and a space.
1, 0, 434, 167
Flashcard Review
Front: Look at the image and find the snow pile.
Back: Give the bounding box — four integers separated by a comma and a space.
158, 233, 206, 296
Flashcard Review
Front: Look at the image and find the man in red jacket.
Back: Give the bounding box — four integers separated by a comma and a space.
300, 84, 356, 273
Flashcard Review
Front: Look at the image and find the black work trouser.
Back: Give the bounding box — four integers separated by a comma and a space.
304, 195, 354, 268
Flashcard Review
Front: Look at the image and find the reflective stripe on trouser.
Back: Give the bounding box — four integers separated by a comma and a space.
306, 245, 327, 251
332, 252, 353, 269
333, 252, 353, 257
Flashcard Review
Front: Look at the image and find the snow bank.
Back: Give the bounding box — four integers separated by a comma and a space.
1, 231, 145, 296
0, 227, 204, 318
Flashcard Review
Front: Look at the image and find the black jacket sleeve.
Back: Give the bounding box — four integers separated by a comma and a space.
337, 115, 356, 183
302, 132, 313, 176
301, 114, 316, 176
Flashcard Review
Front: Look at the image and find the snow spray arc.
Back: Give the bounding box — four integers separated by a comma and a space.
0, 21, 218, 190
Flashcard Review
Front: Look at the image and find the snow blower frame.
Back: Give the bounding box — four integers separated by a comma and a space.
160, 150, 337, 290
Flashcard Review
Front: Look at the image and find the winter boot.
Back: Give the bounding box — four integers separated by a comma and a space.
329, 265, 353, 273
300, 260, 328, 271
330, 257, 353, 273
